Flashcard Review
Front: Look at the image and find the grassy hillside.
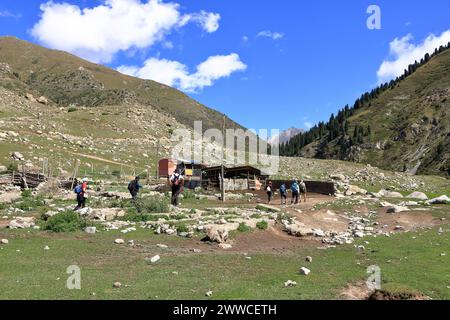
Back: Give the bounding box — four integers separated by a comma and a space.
0, 36, 242, 132
281, 45, 450, 176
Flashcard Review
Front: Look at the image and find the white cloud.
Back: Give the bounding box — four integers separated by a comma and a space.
304, 122, 313, 130
377, 29, 450, 83
118, 53, 247, 93
186, 10, 220, 33
31, 0, 220, 63
257, 30, 284, 40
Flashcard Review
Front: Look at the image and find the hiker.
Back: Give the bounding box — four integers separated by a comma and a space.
128, 176, 143, 208
74, 178, 88, 210
170, 169, 184, 206
279, 183, 287, 205
265, 181, 273, 204
291, 180, 300, 205
299, 179, 307, 203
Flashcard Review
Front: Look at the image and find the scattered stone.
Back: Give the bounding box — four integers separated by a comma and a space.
407, 192, 428, 200
205, 291, 213, 297
305, 256, 313, 263
44, 245, 50, 250
284, 280, 297, 287
157, 244, 168, 249
191, 249, 202, 253
386, 205, 410, 214
1, 239, 8, 244
113, 282, 122, 288
149, 255, 161, 264
37, 96, 49, 105
85, 227, 96, 234
8, 217, 35, 229
128, 240, 135, 246
11, 151, 25, 161
114, 239, 125, 244
426, 195, 450, 205
345, 185, 367, 196
206, 227, 229, 243
299, 267, 311, 275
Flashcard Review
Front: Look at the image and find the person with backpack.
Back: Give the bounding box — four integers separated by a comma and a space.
265, 181, 274, 204
128, 176, 143, 212
279, 183, 287, 205
74, 178, 88, 210
169, 169, 184, 206
291, 180, 300, 205
299, 179, 307, 203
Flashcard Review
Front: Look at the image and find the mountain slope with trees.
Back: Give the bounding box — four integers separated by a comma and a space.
280, 42, 450, 176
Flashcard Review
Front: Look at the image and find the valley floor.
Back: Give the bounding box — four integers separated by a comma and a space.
0, 189, 449, 300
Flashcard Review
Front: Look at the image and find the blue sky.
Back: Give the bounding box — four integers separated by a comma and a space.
1, 0, 449, 132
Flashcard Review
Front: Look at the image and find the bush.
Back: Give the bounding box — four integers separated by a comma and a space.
237, 222, 252, 233
44, 211, 91, 233
256, 221, 269, 230
176, 223, 189, 233
21, 189, 33, 198
7, 162, 18, 173
137, 196, 170, 214
68, 107, 78, 113
111, 170, 121, 178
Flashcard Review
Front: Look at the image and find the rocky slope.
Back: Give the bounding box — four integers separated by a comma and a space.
284, 47, 450, 176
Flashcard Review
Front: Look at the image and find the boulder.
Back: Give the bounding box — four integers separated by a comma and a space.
0, 165, 7, 172
407, 192, 428, 200
1, 239, 8, 244
386, 205, 410, 214
25, 93, 36, 102
284, 222, 314, 237
218, 243, 233, 249
426, 195, 450, 205
11, 152, 24, 161
372, 189, 404, 198
330, 174, 346, 181
8, 217, 35, 229
114, 239, 125, 244
345, 185, 367, 196
37, 96, 48, 105
206, 227, 229, 243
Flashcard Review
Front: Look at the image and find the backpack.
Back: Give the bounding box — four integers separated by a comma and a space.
280, 185, 286, 194
128, 181, 136, 193
74, 185, 82, 194
172, 174, 180, 186
291, 183, 299, 193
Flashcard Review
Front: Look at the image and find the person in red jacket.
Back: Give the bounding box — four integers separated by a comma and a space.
80, 178, 88, 208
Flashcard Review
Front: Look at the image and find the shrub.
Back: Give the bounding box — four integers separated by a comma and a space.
21, 189, 33, 198
7, 162, 18, 172
44, 211, 91, 233
250, 213, 262, 219
256, 221, 269, 230
137, 196, 170, 214
176, 223, 189, 233
68, 107, 78, 113
237, 222, 252, 233
111, 170, 121, 178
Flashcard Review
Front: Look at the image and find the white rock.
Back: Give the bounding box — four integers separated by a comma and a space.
299, 267, 311, 275
44, 245, 50, 250
1, 239, 8, 244
426, 195, 450, 205
113, 282, 122, 288
157, 244, 168, 249
85, 227, 96, 234
114, 239, 125, 244
149, 255, 161, 264
305, 256, 313, 262
407, 192, 428, 200
218, 243, 233, 250
284, 280, 297, 287
386, 205, 410, 214
205, 291, 213, 297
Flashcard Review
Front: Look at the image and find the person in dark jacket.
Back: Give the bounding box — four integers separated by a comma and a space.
128, 176, 143, 212
169, 169, 184, 206
279, 183, 287, 205
265, 181, 274, 204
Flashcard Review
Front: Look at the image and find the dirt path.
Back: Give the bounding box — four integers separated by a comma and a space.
70, 152, 133, 167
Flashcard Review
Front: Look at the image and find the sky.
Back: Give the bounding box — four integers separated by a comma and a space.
1, 0, 449, 132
